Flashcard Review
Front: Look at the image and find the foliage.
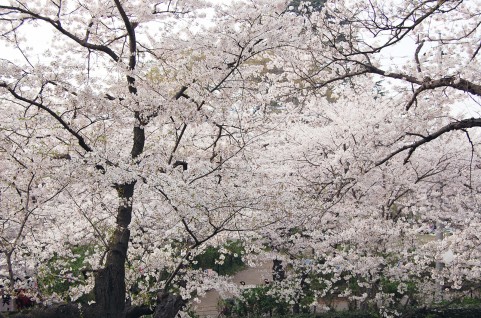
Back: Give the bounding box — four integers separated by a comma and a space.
220, 286, 290, 317
380, 278, 418, 300
315, 312, 379, 318
402, 306, 481, 318
191, 241, 245, 276
37, 245, 96, 303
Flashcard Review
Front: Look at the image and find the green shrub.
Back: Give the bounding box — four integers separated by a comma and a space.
220, 286, 290, 317
37, 245, 95, 303
192, 241, 245, 276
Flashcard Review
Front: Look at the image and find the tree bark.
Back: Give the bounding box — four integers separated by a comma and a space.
152, 292, 186, 318
92, 182, 135, 317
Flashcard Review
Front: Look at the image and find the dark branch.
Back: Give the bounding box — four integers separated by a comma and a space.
174, 85, 189, 100
376, 118, 481, 166
173, 160, 188, 171
168, 123, 187, 165
0, 5, 119, 62
364, 64, 481, 100
0, 82, 93, 152
414, 39, 424, 73
113, 0, 136, 72
181, 218, 199, 246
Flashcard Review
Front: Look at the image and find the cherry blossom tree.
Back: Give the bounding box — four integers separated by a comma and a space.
265, 85, 481, 314
258, 0, 481, 314
0, 1, 305, 317
1, 0, 481, 317
292, 0, 481, 164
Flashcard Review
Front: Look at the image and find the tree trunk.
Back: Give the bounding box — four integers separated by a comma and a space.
93, 182, 135, 317
152, 292, 186, 318
6, 251, 15, 288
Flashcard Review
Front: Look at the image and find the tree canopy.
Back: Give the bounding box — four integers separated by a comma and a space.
0, 1, 480, 318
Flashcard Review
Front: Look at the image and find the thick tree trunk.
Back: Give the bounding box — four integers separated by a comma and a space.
94, 237, 129, 317
152, 292, 186, 318
6, 251, 15, 288
91, 182, 135, 317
